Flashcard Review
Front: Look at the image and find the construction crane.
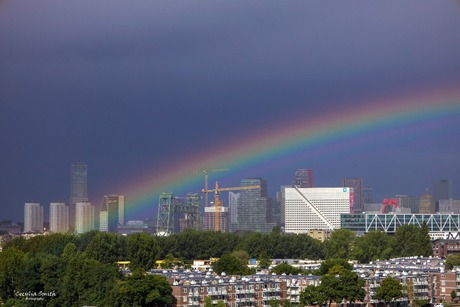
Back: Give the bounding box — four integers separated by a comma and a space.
202, 181, 260, 232
197, 168, 229, 208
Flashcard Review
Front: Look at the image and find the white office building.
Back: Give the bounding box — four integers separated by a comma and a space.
284, 187, 353, 234
49, 202, 69, 233
75, 202, 95, 234
24, 202, 44, 233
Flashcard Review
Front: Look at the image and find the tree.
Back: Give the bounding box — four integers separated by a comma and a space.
231, 250, 250, 265
268, 298, 281, 307
85, 232, 124, 265
271, 263, 303, 275
216, 300, 226, 307
339, 270, 365, 303
375, 277, 402, 302
392, 224, 432, 258
0, 247, 26, 301
319, 274, 342, 306
212, 253, 251, 275
353, 230, 392, 263
300, 284, 326, 306
117, 269, 173, 306
324, 229, 355, 259
451, 289, 458, 302
258, 251, 272, 269
127, 233, 159, 270
204, 296, 212, 307
445, 254, 460, 270
318, 259, 353, 275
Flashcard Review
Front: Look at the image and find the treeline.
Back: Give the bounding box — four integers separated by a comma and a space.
0, 224, 432, 305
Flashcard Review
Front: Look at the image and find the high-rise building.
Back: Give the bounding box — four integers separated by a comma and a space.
228, 192, 240, 225
70, 162, 88, 228
75, 201, 94, 234
343, 178, 363, 214
278, 186, 290, 227
396, 195, 420, 213
203, 205, 229, 232
24, 202, 43, 233
49, 202, 69, 233
434, 179, 453, 211
419, 194, 435, 214
284, 187, 353, 234
99, 195, 125, 232
363, 187, 374, 205
231, 178, 276, 233
292, 169, 313, 188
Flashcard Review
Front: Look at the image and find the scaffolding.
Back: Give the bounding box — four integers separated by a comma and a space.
156, 192, 201, 235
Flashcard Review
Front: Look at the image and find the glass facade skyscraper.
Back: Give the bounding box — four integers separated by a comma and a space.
70, 162, 88, 228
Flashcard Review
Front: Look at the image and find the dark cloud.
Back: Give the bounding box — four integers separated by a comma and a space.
1, 1, 460, 221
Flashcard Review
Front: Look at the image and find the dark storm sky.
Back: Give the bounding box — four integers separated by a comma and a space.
1, 1, 460, 221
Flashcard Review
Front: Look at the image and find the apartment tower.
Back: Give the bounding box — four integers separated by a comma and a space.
24, 202, 43, 233
49, 202, 69, 233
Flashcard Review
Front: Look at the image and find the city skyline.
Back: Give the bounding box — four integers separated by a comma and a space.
1, 1, 460, 222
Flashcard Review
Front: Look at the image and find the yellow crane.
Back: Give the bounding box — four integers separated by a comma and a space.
202, 181, 260, 232
197, 168, 229, 208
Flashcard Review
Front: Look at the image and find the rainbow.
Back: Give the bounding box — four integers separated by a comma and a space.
120, 83, 460, 218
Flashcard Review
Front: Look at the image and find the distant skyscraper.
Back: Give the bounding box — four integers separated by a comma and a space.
363, 187, 374, 204
343, 178, 363, 214
292, 169, 313, 188
396, 195, 420, 213
419, 194, 435, 214
24, 202, 43, 233
75, 201, 94, 234
231, 178, 275, 233
433, 179, 452, 211
99, 195, 125, 232
49, 202, 69, 233
70, 162, 88, 228
228, 192, 240, 225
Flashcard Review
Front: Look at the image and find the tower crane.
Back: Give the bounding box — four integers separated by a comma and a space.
197, 168, 229, 208
202, 181, 260, 232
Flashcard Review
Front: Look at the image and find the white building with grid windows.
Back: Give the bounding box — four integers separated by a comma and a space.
284, 187, 353, 234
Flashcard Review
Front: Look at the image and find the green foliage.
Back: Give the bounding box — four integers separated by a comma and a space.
126, 232, 159, 270
258, 251, 272, 269
116, 269, 173, 307
270, 262, 303, 275
353, 230, 393, 263
215, 300, 226, 307
231, 250, 250, 265
85, 232, 124, 265
204, 296, 213, 307
391, 224, 432, 258
268, 298, 281, 307
301, 267, 365, 306
445, 254, 460, 270
0, 247, 27, 301
318, 258, 353, 275
300, 284, 326, 306
324, 229, 355, 259
375, 277, 403, 302
212, 253, 254, 275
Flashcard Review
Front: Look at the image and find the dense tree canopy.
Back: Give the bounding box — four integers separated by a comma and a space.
375, 277, 403, 302
0, 225, 434, 305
